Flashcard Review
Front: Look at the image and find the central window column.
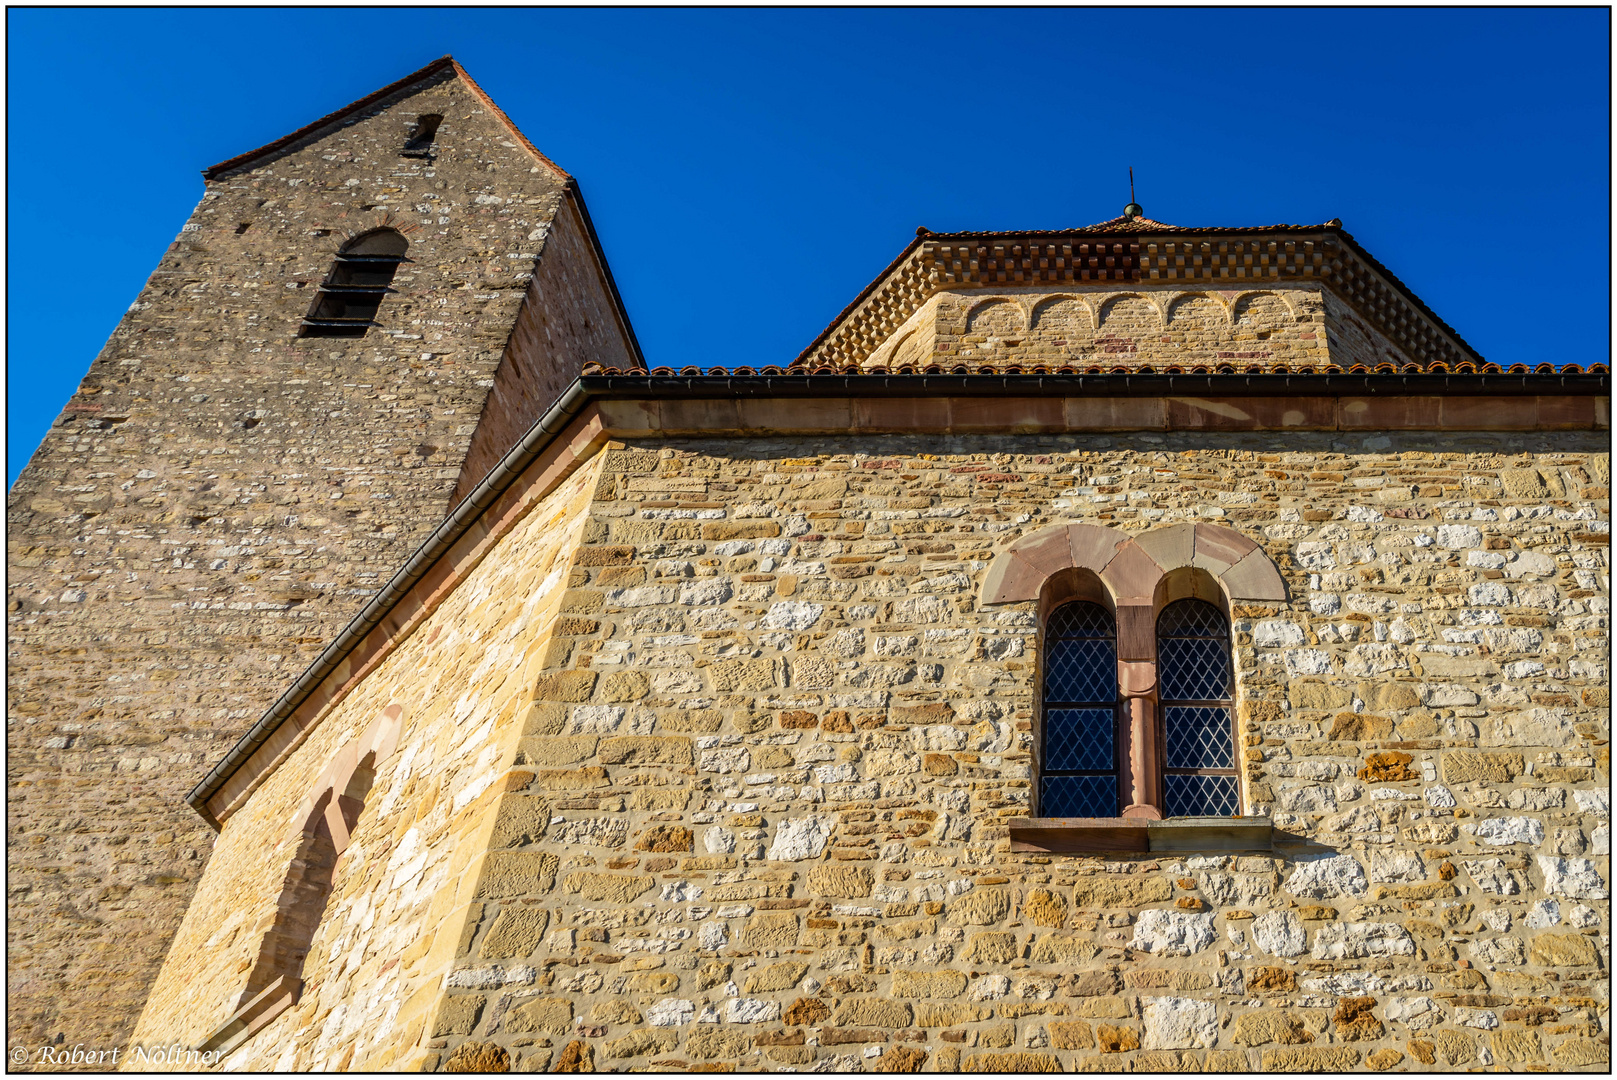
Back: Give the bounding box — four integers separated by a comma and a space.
1116, 602, 1161, 819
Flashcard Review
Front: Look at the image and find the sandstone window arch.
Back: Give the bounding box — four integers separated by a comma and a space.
983, 522, 1284, 821
201, 705, 404, 1055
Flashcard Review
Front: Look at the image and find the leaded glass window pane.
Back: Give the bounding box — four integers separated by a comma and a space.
1041, 774, 1118, 818
1164, 706, 1234, 770
1041, 601, 1118, 818
1158, 598, 1238, 818
1158, 599, 1230, 700
1044, 639, 1116, 703
1165, 773, 1240, 817
1044, 708, 1115, 772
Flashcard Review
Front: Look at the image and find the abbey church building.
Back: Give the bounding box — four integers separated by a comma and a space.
8, 58, 1609, 1073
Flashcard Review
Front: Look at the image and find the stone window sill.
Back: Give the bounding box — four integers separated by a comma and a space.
1008, 816, 1273, 854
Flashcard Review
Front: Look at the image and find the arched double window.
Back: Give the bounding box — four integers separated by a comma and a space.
1157, 599, 1238, 816
1037, 596, 1239, 819
1039, 602, 1119, 817
300, 229, 409, 338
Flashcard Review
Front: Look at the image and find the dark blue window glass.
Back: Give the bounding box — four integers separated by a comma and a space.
1040, 602, 1118, 818
1157, 599, 1236, 817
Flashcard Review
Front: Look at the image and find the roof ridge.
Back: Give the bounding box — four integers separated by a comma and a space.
202, 56, 569, 183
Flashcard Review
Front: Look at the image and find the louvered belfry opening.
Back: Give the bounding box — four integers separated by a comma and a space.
1157, 598, 1239, 815
1039, 601, 1120, 817
300, 229, 409, 338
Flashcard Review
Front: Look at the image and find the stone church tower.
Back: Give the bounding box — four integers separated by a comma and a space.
6, 57, 639, 1052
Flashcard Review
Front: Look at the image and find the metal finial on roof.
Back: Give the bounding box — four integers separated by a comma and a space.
1123, 166, 1143, 220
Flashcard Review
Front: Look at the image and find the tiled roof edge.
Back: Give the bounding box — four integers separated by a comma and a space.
201, 56, 569, 183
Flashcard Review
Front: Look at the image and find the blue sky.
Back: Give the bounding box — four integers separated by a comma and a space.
7, 8, 1610, 486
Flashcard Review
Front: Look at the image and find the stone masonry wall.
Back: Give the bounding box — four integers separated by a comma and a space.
6, 68, 626, 1056
863, 286, 1331, 371
411, 431, 1607, 1073
124, 451, 603, 1071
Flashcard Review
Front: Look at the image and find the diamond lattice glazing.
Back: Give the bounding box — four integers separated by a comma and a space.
1047, 602, 1115, 641
1041, 774, 1119, 818
1044, 639, 1117, 703
1158, 599, 1230, 700
1044, 708, 1115, 772
1165, 773, 1240, 817
1164, 706, 1234, 770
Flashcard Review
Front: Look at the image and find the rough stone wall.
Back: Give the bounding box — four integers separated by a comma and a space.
5, 68, 625, 1054
125, 454, 603, 1072
864, 286, 1332, 371
451, 195, 635, 506
403, 432, 1606, 1073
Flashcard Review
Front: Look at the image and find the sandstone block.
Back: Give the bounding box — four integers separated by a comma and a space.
1024, 888, 1068, 928
599, 735, 692, 766
506, 997, 573, 1035
605, 1029, 679, 1058
961, 1052, 1062, 1072
872, 1047, 927, 1072
702, 521, 781, 541
1329, 711, 1393, 741
913, 1001, 986, 1025
532, 670, 598, 702
744, 962, 809, 993
741, 912, 800, 948
433, 995, 486, 1037
481, 907, 550, 959
1096, 1024, 1140, 1053
560, 872, 654, 904
516, 736, 598, 767
1529, 932, 1599, 966
1366, 1048, 1404, 1071
536, 766, 610, 790
895, 970, 970, 1000
687, 1029, 753, 1060
711, 657, 779, 691
488, 793, 554, 849
1443, 751, 1524, 783
1259, 1047, 1359, 1070
1553, 1039, 1610, 1067
834, 999, 912, 1028
947, 887, 1012, 925
1232, 1010, 1312, 1046
1072, 875, 1171, 908
1245, 967, 1296, 993
476, 853, 560, 899
553, 1040, 593, 1073
1047, 1020, 1095, 1050
443, 1041, 511, 1072
808, 865, 873, 897
1490, 1029, 1542, 1063
784, 997, 831, 1025
635, 825, 694, 852
963, 931, 1019, 964
1432, 1029, 1474, 1066
1027, 934, 1101, 965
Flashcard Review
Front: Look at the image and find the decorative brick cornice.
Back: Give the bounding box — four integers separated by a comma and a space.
793, 223, 1494, 374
